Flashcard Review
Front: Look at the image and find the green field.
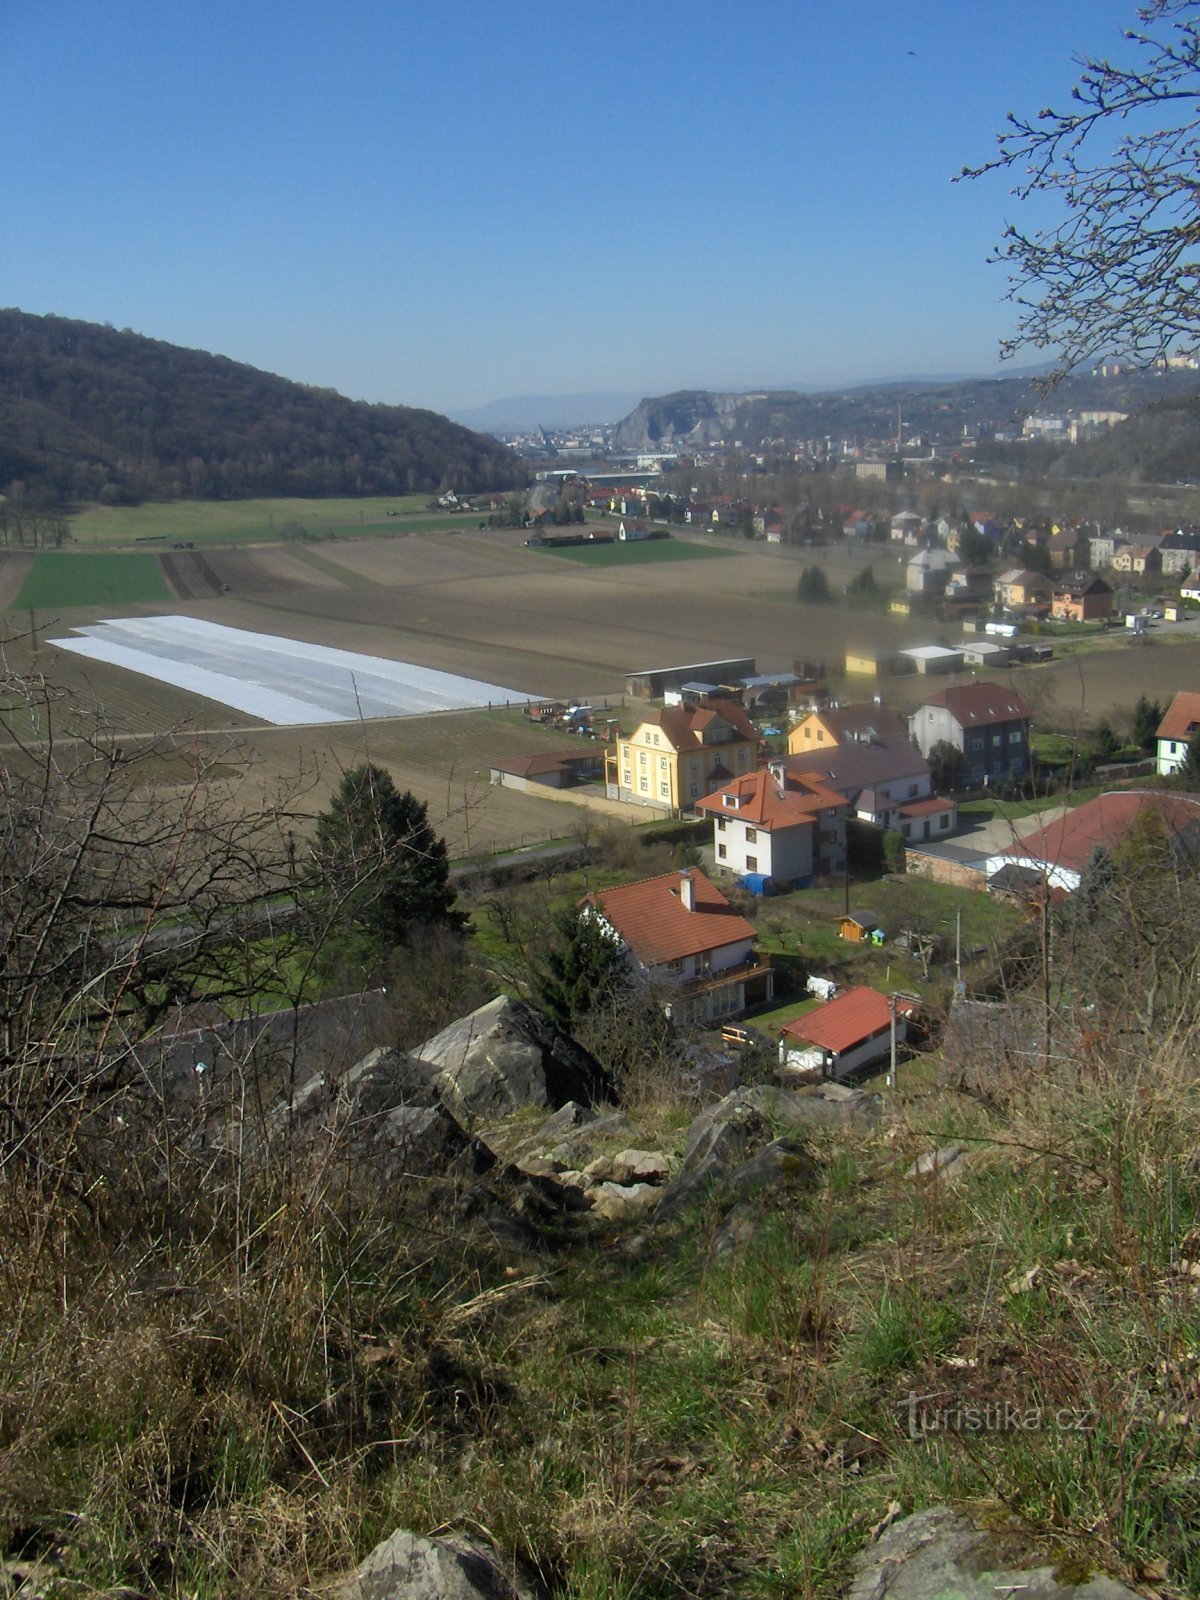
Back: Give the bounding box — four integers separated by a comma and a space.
534, 537, 732, 566
63, 496, 480, 548
17, 553, 172, 608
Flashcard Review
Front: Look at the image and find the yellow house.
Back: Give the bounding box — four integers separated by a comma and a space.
788, 702, 909, 755
607, 699, 758, 811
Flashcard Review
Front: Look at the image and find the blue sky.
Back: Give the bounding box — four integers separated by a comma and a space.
7, 0, 1139, 414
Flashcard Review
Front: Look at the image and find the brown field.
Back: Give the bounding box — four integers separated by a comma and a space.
5, 526, 1200, 851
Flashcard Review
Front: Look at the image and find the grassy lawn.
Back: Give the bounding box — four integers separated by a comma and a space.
533, 538, 733, 566
63, 496, 477, 548
17, 552, 171, 608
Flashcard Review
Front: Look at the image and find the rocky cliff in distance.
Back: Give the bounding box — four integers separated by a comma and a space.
609, 369, 1200, 462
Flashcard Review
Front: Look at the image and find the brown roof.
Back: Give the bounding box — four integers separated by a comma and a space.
1157, 691, 1200, 743
642, 700, 758, 752
920, 681, 1032, 728
781, 986, 918, 1055
583, 868, 757, 967
695, 768, 846, 829
1002, 790, 1200, 876
490, 751, 593, 779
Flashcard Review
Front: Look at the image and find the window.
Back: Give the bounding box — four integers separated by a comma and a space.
639, 751, 647, 765
660, 755, 668, 769
717, 815, 727, 830
717, 843, 727, 859
660, 782, 670, 797
1009, 730, 1023, 743
817, 728, 824, 741
745, 826, 757, 843
622, 768, 631, 785
746, 855, 758, 872
639, 777, 648, 792
969, 737, 984, 752
689, 783, 700, 798
939, 814, 950, 829
908, 784, 918, 798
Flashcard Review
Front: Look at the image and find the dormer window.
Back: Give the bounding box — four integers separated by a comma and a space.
723, 794, 738, 808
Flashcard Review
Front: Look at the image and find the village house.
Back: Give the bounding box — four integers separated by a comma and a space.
770, 735, 957, 843
606, 698, 758, 811
983, 790, 1200, 893
1046, 526, 1092, 569
1156, 691, 1200, 776
696, 767, 849, 888
1051, 572, 1114, 622
1110, 541, 1163, 578
582, 867, 773, 1024
908, 681, 1032, 787
994, 569, 1053, 611
778, 986, 918, 1082
788, 702, 909, 755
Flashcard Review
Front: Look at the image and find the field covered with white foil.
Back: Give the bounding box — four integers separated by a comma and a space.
48, 615, 533, 726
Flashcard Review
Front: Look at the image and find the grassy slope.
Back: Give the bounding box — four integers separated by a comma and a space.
64, 496, 483, 548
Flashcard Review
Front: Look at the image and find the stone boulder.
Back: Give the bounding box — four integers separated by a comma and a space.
656, 1088, 778, 1216
332, 1528, 540, 1600
414, 997, 613, 1126
845, 1506, 1140, 1600
268, 1049, 489, 1181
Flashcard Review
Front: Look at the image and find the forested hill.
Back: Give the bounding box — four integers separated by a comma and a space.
0, 310, 525, 506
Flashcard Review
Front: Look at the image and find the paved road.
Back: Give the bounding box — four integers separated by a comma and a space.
912, 804, 1071, 869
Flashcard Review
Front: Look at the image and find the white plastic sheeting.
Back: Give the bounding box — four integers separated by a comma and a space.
48, 615, 533, 725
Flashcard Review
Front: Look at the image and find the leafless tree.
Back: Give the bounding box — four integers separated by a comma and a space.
961, 2, 1200, 379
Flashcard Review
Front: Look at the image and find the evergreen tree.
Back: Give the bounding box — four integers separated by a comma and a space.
530, 904, 623, 1031
795, 565, 832, 604
312, 763, 462, 952
1130, 694, 1163, 752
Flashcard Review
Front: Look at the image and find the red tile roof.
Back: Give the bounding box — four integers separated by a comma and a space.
695, 768, 846, 829
583, 868, 757, 967
1157, 691, 1200, 743
781, 986, 917, 1055
1002, 790, 1200, 876
920, 681, 1031, 727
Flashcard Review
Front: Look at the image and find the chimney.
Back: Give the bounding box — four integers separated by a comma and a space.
679, 869, 696, 912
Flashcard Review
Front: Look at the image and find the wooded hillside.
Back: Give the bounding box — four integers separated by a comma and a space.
0, 309, 525, 506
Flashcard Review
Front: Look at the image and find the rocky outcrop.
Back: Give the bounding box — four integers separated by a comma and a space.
846, 1507, 1139, 1600
414, 998, 614, 1126
332, 1528, 541, 1600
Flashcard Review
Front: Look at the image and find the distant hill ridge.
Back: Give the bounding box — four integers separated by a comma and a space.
609, 371, 1200, 473
0, 309, 524, 506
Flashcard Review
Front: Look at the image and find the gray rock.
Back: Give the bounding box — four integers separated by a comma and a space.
333, 1527, 539, 1600
750, 1082, 881, 1131
656, 1088, 776, 1216
415, 998, 613, 1126
536, 1100, 596, 1142
906, 1143, 967, 1181
846, 1506, 1139, 1600
546, 1110, 634, 1166
588, 1181, 661, 1220
728, 1137, 817, 1198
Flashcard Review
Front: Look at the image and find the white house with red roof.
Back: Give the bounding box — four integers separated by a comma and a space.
983, 790, 1200, 893
695, 767, 849, 888
581, 867, 772, 1023
1156, 692, 1200, 776
778, 986, 918, 1082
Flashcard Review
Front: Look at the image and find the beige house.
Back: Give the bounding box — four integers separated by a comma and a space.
606, 698, 758, 811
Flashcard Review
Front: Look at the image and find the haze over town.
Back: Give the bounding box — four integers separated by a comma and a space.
9, 0, 1134, 415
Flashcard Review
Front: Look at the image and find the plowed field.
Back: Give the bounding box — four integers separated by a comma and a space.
7, 525, 1200, 852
